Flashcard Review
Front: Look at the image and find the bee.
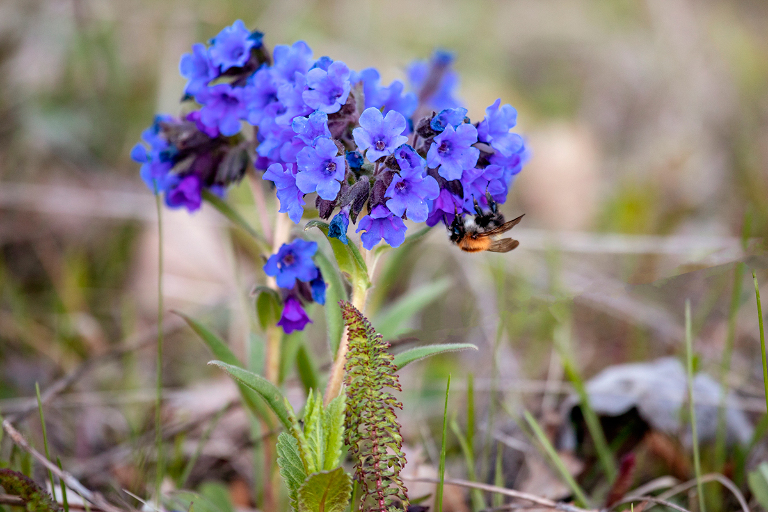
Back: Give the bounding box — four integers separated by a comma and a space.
449, 196, 524, 253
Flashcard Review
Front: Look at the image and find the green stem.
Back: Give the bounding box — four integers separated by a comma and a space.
685, 299, 706, 512
154, 191, 164, 503
754, 272, 768, 415
436, 375, 450, 512
35, 383, 56, 503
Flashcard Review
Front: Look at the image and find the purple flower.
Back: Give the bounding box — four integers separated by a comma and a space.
264, 239, 319, 289
426, 123, 479, 180
243, 67, 279, 126
131, 115, 175, 192
477, 99, 524, 157
356, 205, 407, 249
352, 108, 409, 162
310, 274, 326, 305
426, 188, 464, 227
165, 174, 203, 212
196, 84, 245, 136
209, 20, 255, 71
430, 107, 468, 133
328, 209, 350, 244
295, 138, 345, 200
185, 110, 219, 138
385, 152, 439, 223
276, 73, 312, 124
179, 43, 217, 95
272, 41, 314, 82
292, 111, 331, 146
407, 51, 463, 111
277, 296, 312, 334
303, 61, 351, 114
460, 166, 505, 211
257, 122, 295, 163
263, 163, 306, 223
380, 80, 417, 120
356, 68, 387, 108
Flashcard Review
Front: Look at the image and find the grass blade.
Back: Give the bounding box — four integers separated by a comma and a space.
436, 375, 450, 512
56, 457, 69, 512
35, 383, 56, 503
685, 299, 706, 512
449, 419, 484, 511
393, 343, 477, 371
754, 272, 768, 415
523, 410, 590, 507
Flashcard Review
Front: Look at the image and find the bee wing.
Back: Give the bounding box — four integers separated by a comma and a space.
487, 238, 519, 253
483, 213, 525, 236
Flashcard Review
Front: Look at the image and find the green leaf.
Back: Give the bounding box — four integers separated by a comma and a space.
0, 469, 60, 512
166, 491, 226, 512
177, 312, 271, 427
748, 462, 768, 510
277, 432, 308, 511
393, 343, 477, 370
199, 482, 234, 512
373, 278, 452, 339
297, 468, 352, 512
322, 393, 346, 470
305, 221, 369, 291
296, 343, 320, 395
313, 251, 346, 355
302, 391, 323, 474
208, 361, 291, 431
254, 287, 283, 331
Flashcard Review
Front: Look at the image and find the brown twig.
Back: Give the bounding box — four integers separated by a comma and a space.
653, 473, 749, 512
608, 496, 691, 512
403, 476, 593, 512
2, 419, 124, 512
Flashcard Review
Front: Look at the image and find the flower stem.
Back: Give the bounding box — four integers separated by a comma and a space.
154, 191, 165, 504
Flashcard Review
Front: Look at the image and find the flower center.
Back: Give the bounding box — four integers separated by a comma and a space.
223, 93, 240, 106
375, 139, 386, 151
330, 86, 343, 101
281, 252, 295, 267
325, 161, 337, 175
395, 181, 408, 192
438, 140, 451, 155
232, 47, 244, 60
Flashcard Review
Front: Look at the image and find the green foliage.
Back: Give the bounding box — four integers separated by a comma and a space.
277, 433, 307, 511
392, 343, 477, 370
313, 251, 347, 354
748, 462, 768, 510
342, 302, 408, 512
0, 468, 60, 512
254, 287, 283, 331
297, 468, 352, 512
373, 278, 452, 339
304, 221, 369, 292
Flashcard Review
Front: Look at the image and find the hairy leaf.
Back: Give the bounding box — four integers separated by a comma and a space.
393, 343, 478, 370
302, 391, 323, 474
177, 313, 271, 426
0, 469, 60, 512
208, 361, 291, 431
297, 468, 352, 512
373, 278, 452, 339
322, 392, 346, 471
277, 432, 308, 511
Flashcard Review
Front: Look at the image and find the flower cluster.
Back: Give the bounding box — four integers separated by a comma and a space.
132, 20, 528, 243
263, 239, 326, 333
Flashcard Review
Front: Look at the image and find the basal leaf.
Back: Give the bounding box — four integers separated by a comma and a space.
208, 361, 291, 431
302, 391, 323, 474
177, 313, 271, 427
305, 221, 369, 291
277, 432, 308, 511
0, 469, 60, 512
322, 392, 346, 470
313, 251, 346, 355
373, 278, 452, 340
297, 467, 352, 512
393, 343, 478, 370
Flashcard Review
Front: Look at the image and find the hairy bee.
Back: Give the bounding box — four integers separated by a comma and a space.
449, 197, 524, 253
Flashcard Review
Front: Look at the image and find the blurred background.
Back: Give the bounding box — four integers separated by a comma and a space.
1, 0, 768, 511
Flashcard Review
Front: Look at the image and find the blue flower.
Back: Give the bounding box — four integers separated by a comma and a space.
243, 67, 279, 126
179, 43, 217, 95
272, 41, 314, 82
426, 123, 479, 180
380, 80, 417, 120
352, 108, 409, 162
264, 239, 319, 289
276, 73, 311, 124
165, 174, 203, 212
263, 163, 306, 223
328, 209, 350, 244
303, 61, 351, 114
292, 111, 331, 146
356, 68, 387, 108
209, 20, 256, 71
346, 151, 364, 171
311, 56, 333, 71
277, 296, 312, 334
477, 99, 524, 157
430, 107, 468, 133
295, 138, 345, 200
426, 188, 464, 227
407, 50, 463, 111
356, 205, 407, 249
131, 115, 175, 192
196, 84, 245, 136
460, 166, 505, 211
310, 274, 326, 305
385, 151, 439, 223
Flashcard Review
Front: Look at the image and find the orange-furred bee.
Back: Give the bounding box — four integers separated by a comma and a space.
449, 195, 524, 253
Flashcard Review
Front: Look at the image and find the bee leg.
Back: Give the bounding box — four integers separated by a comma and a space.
473, 197, 484, 217
485, 190, 498, 215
